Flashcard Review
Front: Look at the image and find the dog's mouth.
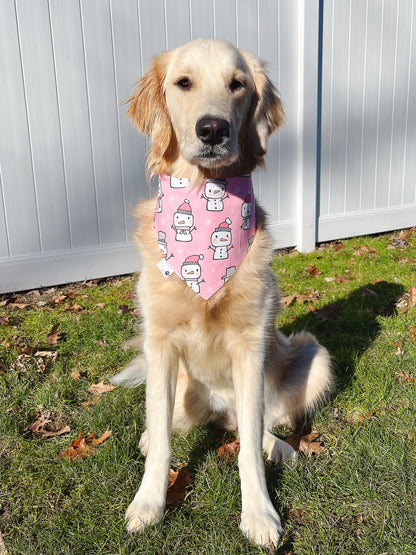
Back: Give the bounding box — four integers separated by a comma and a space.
193, 144, 238, 169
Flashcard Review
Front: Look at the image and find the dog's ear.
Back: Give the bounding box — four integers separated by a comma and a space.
241, 51, 285, 158
126, 51, 175, 173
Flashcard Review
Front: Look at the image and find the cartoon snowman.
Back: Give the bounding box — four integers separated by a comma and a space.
170, 176, 189, 188
241, 192, 253, 230
209, 218, 234, 260
172, 199, 195, 242
181, 254, 205, 293
201, 179, 229, 211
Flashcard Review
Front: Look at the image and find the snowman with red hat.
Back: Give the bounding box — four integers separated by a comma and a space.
209, 218, 234, 260
241, 191, 253, 230
172, 199, 195, 242
180, 254, 205, 293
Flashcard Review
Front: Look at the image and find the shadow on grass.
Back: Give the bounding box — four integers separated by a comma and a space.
280, 281, 405, 393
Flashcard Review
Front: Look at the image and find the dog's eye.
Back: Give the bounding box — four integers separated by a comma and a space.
230, 79, 245, 92
176, 77, 192, 89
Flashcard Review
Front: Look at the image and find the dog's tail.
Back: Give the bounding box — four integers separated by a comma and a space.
110, 355, 147, 387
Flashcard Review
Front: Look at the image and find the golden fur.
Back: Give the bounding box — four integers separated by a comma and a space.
112, 39, 332, 549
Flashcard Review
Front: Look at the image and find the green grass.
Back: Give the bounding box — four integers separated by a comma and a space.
1, 229, 416, 554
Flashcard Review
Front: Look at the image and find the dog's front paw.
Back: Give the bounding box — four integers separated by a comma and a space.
125, 496, 164, 534
240, 507, 283, 549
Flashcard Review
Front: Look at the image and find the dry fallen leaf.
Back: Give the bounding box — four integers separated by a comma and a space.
71, 369, 81, 380
58, 430, 112, 460
47, 323, 62, 346
28, 409, 71, 439
166, 468, 193, 507
395, 370, 416, 384
218, 438, 240, 465
306, 265, 322, 277
88, 381, 116, 395
285, 433, 326, 457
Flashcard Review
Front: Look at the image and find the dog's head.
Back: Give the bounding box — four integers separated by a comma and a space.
127, 39, 284, 179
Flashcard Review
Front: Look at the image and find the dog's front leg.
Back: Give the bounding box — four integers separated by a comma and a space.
231, 345, 282, 548
126, 339, 178, 534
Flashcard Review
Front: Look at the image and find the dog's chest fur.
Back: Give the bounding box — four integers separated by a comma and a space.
135, 197, 278, 388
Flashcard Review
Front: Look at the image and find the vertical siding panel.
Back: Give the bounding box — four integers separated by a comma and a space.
345, 0, 367, 213
0, 171, 9, 258
235, 0, 258, 53
360, 0, 383, 211
190, 0, 214, 39
374, 1, 397, 209
164, 0, 191, 48
80, 0, 126, 245
138, 0, 166, 67
110, 0, 147, 239
319, 0, 333, 217
49, 0, 100, 249
0, 0, 41, 257
403, 1, 416, 205
213, 0, 237, 43
327, 0, 350, 215
257, 0, 279, 216
389, 0, 412, 207
274, 0, 298, 225
16, 0, 71, 252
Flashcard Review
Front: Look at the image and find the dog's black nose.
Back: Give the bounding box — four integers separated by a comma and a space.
195, 117, 230, 146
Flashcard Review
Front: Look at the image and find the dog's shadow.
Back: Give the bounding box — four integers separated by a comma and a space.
279, 280, 404, 394
170, 281, 404, 550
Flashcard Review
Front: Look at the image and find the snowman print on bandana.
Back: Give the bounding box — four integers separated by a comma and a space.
181, 254, 205, 293
172, 199, 195, 242
209, 218, 233, 260
153, 173, 256, 300
241, 191, 253, 230
201, 179, 229, 211
170, 176, 189, 188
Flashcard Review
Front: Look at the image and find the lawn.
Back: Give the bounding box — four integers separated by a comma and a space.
1, 229, 415, 554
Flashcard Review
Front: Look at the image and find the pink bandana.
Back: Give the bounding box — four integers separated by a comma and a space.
154, 174, 256, 299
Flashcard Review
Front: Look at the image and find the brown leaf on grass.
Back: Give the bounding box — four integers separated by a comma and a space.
282, 290, 321, 308
80, 396, 101, 409
88, 381, 116, 395
47, 323, 62, 346
306, 265, 322, 277
285, 433, 326, 457
0, 316, 9, 326
395, 340, 404, 357
28, 409, 71, 439
218, 438, 240, 465
395, 287, 416, 313
166, 468, 193, 507
395, 370, 416, 384
71, 369, 81, 380
58, 430, 112, 460
409, 327, 416, 343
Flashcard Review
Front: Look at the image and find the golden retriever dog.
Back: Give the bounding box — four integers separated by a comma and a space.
111, 39, 332, 549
